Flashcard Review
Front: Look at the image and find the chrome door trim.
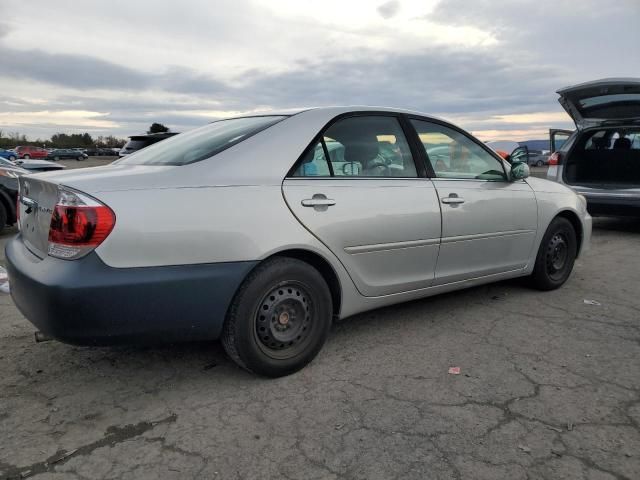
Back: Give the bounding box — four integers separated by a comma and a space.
344, 238, 440, 255
441, 229, 534, 244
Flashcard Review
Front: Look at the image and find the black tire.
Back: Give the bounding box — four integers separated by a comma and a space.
529, 217, 577, 290
221, 257, 332, 377
54, 156, 60, 161
8, 155, 16, 161
0, 202, 7, 234
23, 154, 30, 159
77, 156, 84, 161
536, 160, 544, 167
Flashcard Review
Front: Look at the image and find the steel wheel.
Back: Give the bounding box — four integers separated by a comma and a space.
545, 233, 569, 281
222, 257, 332, 377
254, 282, 313, 360
530, 217, 577, 290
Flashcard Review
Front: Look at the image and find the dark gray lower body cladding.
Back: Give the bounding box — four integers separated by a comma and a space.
6, 235, 257, 345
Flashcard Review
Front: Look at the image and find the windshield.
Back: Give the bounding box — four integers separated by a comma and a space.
116, 116, 287, 166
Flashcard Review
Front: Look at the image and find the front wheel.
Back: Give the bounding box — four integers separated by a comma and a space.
536, 160, 544, 167
77, 156, 85, 161
23, 154, 30, 159
222, 257, 332, 377
529, 217, 577, 290
8, 155, 16, 161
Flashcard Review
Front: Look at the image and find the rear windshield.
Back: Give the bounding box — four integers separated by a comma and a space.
122, 139, 150, 150
116, 116, 287, 166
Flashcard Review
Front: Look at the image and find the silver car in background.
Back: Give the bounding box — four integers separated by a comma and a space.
547, 78, 640, 216
6, 107, 591, 377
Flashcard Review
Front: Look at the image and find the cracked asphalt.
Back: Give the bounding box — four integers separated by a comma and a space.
1, 205, 639, 478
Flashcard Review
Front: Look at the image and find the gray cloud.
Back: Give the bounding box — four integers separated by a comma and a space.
0, 47, 151, 90
0, 0, 635, 139
0, 43, 569, 137
377, 0, 401, 19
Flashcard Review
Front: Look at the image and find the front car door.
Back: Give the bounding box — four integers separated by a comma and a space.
282, 114, 442, 297
408, 118, 538, 285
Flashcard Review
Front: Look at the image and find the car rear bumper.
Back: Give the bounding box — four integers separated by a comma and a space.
583, 196, 640, 217
5, 235, 257, 345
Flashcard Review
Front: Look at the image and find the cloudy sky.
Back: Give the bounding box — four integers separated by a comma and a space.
0, 0, 638, 141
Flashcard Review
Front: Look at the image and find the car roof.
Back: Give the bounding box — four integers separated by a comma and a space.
225, 105, 448, 121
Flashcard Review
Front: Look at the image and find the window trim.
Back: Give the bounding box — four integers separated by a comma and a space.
404, 114, 509, 182
286, 111, 426, 179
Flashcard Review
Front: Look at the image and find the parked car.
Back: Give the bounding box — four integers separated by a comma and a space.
0, 149, 18, 161
119, 132, 179, 157
0, 164, 27, 233
547, 78, 640, 216
487, 142, 548, 166
7, 107, 591, 377
46, 149, 88, 161
14, 146, 48, 159
0, 157, 65, 172
528, 151, 549, 167
84, 147, 117, 157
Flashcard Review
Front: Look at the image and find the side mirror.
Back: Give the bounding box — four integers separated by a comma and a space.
509, 146, 529, 165
510, 161, 530, 181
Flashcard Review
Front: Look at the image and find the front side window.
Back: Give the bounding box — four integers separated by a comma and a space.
116, 116, 287, 166
411, 119, 507, 181
292, 116, 417, 178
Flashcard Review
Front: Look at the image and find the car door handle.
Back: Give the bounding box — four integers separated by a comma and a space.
441, 194, 465, 205
301, 195, 336, 207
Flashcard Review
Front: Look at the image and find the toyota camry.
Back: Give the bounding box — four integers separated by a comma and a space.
6, 107, 592, 377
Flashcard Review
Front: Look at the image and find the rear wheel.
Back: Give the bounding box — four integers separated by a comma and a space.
529, 217, 577, 290
54, 156, 60, 161
8, 155, 16, 161
222, 257, 332, 377
536, 160, 544, 167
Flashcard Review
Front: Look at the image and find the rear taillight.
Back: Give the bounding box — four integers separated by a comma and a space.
548, 152, 561, 166
48, 187, 115, 260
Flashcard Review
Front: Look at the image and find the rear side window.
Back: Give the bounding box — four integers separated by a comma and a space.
117, 116, 287, 166
291, 115, 418, 178
584, 129, 640, 150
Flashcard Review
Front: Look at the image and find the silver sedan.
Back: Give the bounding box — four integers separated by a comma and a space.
6, 107, 592, 377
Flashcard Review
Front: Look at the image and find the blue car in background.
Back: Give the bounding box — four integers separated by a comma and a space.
0, 149, 18, 161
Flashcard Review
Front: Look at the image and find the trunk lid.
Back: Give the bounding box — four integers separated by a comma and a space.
557, 78, 640, 129
19, 176, 60, 258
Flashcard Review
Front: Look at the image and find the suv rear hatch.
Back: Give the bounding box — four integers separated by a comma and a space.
557, 78, 640, 129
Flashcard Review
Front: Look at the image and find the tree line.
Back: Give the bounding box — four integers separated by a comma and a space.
0, 131, 127, 149
0, 123, 171, 150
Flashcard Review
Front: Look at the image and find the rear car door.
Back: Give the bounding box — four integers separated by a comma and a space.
282, 114, 442, 297
550, 129, 573, 153
409, 118, 538, 285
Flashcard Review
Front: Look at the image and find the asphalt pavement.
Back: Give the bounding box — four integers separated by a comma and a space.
0, 162, 638, 480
